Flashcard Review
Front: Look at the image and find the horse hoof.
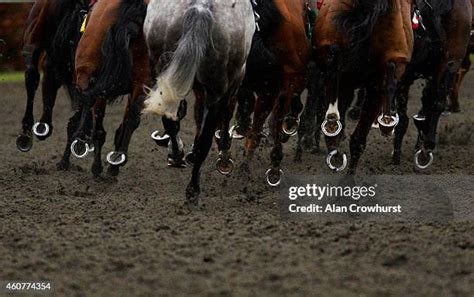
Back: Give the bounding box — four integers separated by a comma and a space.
216, 157, 234, 176
282, 117, 299, 137
378, 114, 399, 137
185, 151, 195, 167
321, 119, 343, 137
16, 134, 33, 152
33, 122, 51, 140
151, 130, 170, 147
185, 183, 200, 206
106, 151, 127, 166
414, 149, 434, 170
326, 150, 348, 172
56, 160, 70, 171
266, 168, 284, 187
71, 139, 91, 159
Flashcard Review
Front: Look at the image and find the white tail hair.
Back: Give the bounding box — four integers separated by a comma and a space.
144, 1, 214, 120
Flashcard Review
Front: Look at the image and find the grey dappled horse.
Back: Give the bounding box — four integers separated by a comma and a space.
143, 0, 255, 205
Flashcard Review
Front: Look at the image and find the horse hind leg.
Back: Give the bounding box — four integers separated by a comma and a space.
348, 87, 380, 175
186, 101, 221, 206
91, 99, 107, 177
378, 61, 401, 137
34, 56, 62, 141
107, 94, 144, 176
16, 48, 41, 152
447, 53, 471, 113
392, 82, 411, 165
415, 61, 459, 170
215, 86, 241, 176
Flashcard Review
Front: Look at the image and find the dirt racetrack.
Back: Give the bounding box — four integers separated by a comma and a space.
0, 74, 473, 296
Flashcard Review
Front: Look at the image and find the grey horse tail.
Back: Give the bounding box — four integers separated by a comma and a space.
163, 2, 214, 100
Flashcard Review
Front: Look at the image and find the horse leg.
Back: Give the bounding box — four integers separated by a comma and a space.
377, 61, 402, 137
348, 88, 366, 121
70, 98, 95, 160
91, 99, 107, 177
215, 86, 240, 175
16, 48, 41, 152
447, 52, 470, 113
415, 61, 459, 169
295, 85, 318, 162
107, 93, 144, 176
56, 108, 82, 171
348, 87, 380, 175
282, 94, 303, 138
267, 73, 305, 186
184, 87, 205, 166
185, 102, 221, 206
392, 81, 411, 165
34, 57, 62, 141
163, 115, 186, 168
235, 85, 255, 138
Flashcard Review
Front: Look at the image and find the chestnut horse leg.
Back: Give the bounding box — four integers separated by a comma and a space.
266, 73, 306, 186
16, 47, 42, 152
243, 87, 279, 166
35, 57, 62, 141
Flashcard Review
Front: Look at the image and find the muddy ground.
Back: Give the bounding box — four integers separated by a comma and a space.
0, 74, 473, 296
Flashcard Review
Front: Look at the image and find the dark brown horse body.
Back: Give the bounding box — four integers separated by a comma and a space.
447, 0, 474, 113
237, 0, 313, 186
69, 0, 150, 177
16, 0, 88, 155
306, 0, 414, 173
393, 0, 472, 169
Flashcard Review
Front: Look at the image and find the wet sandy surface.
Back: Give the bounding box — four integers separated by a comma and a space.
0, 75, 473, 296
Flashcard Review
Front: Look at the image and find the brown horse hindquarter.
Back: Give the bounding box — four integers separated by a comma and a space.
75, 0, 122, 91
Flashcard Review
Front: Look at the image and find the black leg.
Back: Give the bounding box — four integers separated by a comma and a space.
186, 105, 220, 205
91, 100, 107, 177
17, 48, 41, 152
36, 57, 62, 141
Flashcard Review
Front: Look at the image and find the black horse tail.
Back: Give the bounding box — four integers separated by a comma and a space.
334, 0, 392, 51
84, 0, 147, 102
50, 0, 88, 83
